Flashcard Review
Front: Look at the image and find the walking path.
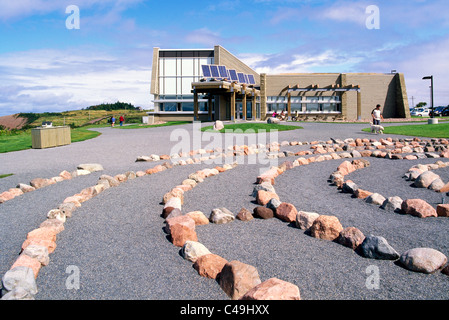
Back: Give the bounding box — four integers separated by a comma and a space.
0, 121, 448, 300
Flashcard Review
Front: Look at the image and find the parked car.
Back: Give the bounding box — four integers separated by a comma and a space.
410, 108, 430, 117
442, 106, 449, 117
429, 106, 446, 117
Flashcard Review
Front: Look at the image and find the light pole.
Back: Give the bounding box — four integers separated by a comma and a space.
422, 75, 434, 118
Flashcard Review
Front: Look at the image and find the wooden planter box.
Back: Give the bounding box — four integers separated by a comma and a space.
31, 126, 71, 149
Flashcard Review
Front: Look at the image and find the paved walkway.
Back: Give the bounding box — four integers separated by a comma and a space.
0, 121, 448, 300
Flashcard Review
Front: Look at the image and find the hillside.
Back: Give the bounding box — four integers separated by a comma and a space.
0, 109, 149, 130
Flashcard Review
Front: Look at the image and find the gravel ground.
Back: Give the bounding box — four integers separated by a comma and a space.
0, 121, 448, 300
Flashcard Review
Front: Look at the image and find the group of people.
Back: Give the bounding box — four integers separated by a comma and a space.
110, 115, 125, 127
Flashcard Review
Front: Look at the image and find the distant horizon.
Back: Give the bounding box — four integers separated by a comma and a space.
1, 0, 448, 117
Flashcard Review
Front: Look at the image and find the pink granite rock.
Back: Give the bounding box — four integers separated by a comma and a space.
219, 260, 262, 300
310, 215, 344, 241
193, 254, 228, 279
401, 199, 437, 218
240, 278, 301, 300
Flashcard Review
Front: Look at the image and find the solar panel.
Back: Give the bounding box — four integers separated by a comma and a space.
210, 65, 220, 78
201, 65, 212, 78
228, 69, 238, 82
237, 72, 246, 83
244, 74, 249, 84
218, 65, 228, 79
247, 74, 256, 85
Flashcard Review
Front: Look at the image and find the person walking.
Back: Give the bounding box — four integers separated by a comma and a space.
111, 116, 116, 127
119, 115, 125, 126
371, 104, 384, 125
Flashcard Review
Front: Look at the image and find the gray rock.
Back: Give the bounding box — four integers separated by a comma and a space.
99, 175, 120, 187
359, 235, 400, 260
400, 248, 448, 274
266, 198, 281, 211
77, 163, 104, 172
428, 178, 445, 191
1, 287, 35, 300
181, 241, 211, 262
351, 150, 361, 158
210, 208, 235, 224
295, 211, 320, 230
381, 196, 403, 212
22, 245, 50, 266
414, 171, 440, 188
136, 156, 151, 162
252, 182, 276, 197
342, 181, 358, 194
213, 120, 224, 131
267, 117, 280, 124
365, 193, 386, 206
1, 266, 38, 298
58, 202, 77, 218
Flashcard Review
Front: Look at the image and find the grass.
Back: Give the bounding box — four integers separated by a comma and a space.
0, 173, 14, 179
0, 126, 102, 153
362, 122, 449, 138
201, 123, 303, 133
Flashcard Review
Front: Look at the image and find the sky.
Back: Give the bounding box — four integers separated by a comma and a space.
0, 0, 448, 116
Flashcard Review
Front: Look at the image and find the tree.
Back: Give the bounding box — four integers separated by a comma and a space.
415, 102, 427, 109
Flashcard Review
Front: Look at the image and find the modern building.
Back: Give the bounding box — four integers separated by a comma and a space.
149, 45, 410, 122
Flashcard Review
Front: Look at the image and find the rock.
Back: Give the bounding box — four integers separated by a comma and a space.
165, 215, 195, 235
253, 207, 274, 219
252, 182, 276, 197
27, 227, 57, 242
165, 208, 183, 220
1, 266, 38, 298
354, 189, 373, 199
186, 211, 209, 225
0, 191, 15, 202
39, 219, 64, 234
401, 199, 437, 218
58, 202, 77, 218
1, 286, 35, 300
99, 175, 120, 187
309, 215, 343, 241
436, 204, 449, 217
380, 196, 403, 212
337, 227, 365, 250
359, 235, 399, 260
438, 182, 449, 193
47, 209, 66, 223
365, 193, 386, 206
442, 265, 449, 276
240, 278, 301, 300
77, 163, 104, 172
164, 197, 182, 211
72, 169, 91, 177
337, 161, 356, 176
22, 245, 50, 266
136, 156, 151, 162
256, 190, 280, 206
295, 211, 320, 230
414, 171, 440, 188
10, 255, 41, 279
428, 178, 445, 191
163, 189, 184, 205
267, 117, 280, 124
219, 260, 262, 300
193, 254, 228, 279
17, 183, 35, 193
266, 198, 282, 212
213, 120, 225, 131
210, 208, 235, 224
29, 178, 52, 189
181, 241, 211, 262
169, 224, 198, 247
22, 238, 56, 254
400, 248, 448, 274
342, 181, 358, 194
236, 208, 253, 221
275, 202, 298, 223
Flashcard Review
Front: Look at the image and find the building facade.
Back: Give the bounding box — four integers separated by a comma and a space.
150, 45, 410, 122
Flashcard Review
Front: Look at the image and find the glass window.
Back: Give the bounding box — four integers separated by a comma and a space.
163, 102, 177, 111
182, 59, 194, 76
182, 77, 194, 95
163, 59, 177, 77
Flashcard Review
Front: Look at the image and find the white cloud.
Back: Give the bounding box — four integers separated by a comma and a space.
0, 48, 152, 116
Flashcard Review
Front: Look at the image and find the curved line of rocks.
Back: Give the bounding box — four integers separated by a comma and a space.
160, 165, 302, 300
0, 157, 226, 300
330, 159, 449, 219
0, 164, 105, 205
252, 158, 449, 278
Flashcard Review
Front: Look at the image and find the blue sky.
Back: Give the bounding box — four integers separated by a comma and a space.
0, 0, 448, 116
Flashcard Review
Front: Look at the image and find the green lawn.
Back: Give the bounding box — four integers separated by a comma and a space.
363, 122, 449, 138
201, 123, 303, 133
0, 173, 14, 179
0, 127, 102, 153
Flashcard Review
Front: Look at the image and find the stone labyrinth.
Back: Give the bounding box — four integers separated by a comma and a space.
1, 135, 449, 300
